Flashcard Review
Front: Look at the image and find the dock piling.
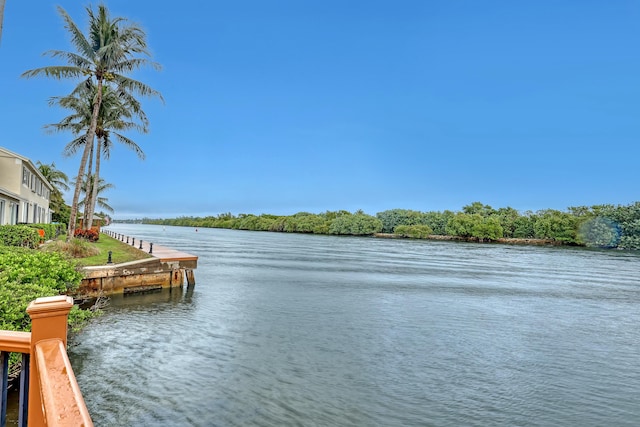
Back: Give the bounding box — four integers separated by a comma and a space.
186, 269, 196, 286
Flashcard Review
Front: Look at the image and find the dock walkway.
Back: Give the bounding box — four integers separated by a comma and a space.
137, 240, 198, 263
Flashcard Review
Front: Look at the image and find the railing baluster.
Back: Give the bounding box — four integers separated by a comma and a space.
18, 354, 29, 427
0, 351, 8, 427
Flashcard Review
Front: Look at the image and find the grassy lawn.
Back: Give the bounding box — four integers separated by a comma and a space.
77, 233, 153, 266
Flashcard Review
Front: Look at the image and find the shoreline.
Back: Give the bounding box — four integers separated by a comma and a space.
374, 233, 562, 246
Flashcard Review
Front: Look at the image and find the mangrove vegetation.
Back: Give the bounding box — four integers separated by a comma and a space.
138, 201, 640, 250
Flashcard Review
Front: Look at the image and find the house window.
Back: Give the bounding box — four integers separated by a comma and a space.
22, 167, 29, 185
0, 200, 5, 225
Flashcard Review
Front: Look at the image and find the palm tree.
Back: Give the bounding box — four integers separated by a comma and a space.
37, 161, 71, 223
22, 3, 162, 238
77, 175, 115, 215
47, 81, 147, 228
36, 161, 70, 193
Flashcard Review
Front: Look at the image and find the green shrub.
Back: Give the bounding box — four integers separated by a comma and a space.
394, 224, 433, 238
25, 223, 65, 241
619, 235, 640, 250
0, 225, 41, 248
68, 305, 101, 333
446, 213, 479, 237
533, 210, 579, 243
472, 216, 504, 241
0, 246, 84, 331
329, 213, 383, 235
377, 209, 424, 233
579, 217, 621, 248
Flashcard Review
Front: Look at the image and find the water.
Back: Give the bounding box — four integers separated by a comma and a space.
68, 224, 640, 426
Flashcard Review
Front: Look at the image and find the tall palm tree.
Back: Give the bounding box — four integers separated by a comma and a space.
22, 3, 162, 238
47, 82, 147, 228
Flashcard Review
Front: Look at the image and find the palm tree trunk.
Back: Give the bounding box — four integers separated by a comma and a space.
68, 78, 103, 239
83, 142, 94, 228
0, 0, 6, 43
86, 137, 101, 229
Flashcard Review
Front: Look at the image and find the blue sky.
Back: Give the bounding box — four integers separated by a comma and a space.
1, 1, 638, 219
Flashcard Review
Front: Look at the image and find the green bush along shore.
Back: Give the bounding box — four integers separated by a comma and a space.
0, 224, 148, 337
141, 201, 640, 249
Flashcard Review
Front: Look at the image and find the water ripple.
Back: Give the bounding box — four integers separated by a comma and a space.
68, 225, 640, 426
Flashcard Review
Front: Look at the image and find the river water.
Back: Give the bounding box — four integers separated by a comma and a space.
67, 224, 640, 426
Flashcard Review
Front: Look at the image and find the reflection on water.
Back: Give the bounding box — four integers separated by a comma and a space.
67, 224, 640, 426
105, 285, 195, 310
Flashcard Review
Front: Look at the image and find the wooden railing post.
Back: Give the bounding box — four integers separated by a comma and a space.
26, 296, 73, 427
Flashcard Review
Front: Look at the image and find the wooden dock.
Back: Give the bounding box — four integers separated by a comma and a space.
137, 240, 198, 265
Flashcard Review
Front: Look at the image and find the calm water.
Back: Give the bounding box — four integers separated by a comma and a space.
67, 224, 640, 426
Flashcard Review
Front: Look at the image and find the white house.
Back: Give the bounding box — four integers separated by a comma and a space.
0, 146, 54, 225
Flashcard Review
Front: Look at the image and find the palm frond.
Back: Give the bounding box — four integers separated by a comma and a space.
112, 74, 164, 103
111, 133, 146, 160
63, 135, 88, 157
21, 65, 85, 80
57, 5, 95, 60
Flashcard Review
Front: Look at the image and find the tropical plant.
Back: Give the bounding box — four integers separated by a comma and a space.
36, 161, 70, 193
421, 210, 454, 235
22, 4, 162, 238
74, 228, 99, 242
579, 217, 621, 248
472, 216, 504, 241
286, 212, 330, 234
376, 209, 424, 233
329, 212, 382, 235
533, 209, 580, 243
48, 82, 146, 225
446, 213, 480, 238
46, 82, 149, 226
495, 206, 520, 238
75, 175, 115, 214
0, 246, 84, 331
140, 202, 640, 249
0, 225, 41, 248
462, 202, 496, 217
394, 224, 433, 238
512, 213, 536, 238
37, 161, 71, 224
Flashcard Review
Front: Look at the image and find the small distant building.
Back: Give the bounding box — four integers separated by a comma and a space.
0, 146, 54, 225
78, 214, 106, 231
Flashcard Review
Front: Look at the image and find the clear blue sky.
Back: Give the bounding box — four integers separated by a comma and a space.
1, 1, 638, 219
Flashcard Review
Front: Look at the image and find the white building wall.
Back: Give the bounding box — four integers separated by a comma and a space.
0, 147, 53, 224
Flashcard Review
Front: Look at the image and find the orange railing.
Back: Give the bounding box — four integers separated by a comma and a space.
0, 296, 93, 426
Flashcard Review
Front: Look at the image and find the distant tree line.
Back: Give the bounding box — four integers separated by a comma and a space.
133, 201, 640, 249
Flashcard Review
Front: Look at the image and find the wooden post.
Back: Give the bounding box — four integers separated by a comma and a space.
186, 269, 196, 286
26, 296, 73, 427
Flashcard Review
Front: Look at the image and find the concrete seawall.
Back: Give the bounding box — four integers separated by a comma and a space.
78, 239, 198, 297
